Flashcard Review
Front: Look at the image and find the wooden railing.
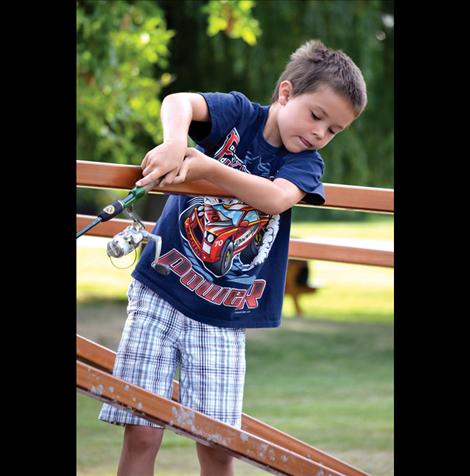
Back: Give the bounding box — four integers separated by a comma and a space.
77, 161, 394, 268
77, 160, 394, 213
77, 160, 393, 475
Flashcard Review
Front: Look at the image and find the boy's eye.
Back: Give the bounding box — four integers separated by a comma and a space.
312, 112, 338, 135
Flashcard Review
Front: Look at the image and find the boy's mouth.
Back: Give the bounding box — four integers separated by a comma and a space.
299, 136, 313, 148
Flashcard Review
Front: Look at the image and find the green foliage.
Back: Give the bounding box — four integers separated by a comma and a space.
202, 0, 261, 45
77, 0, 174, 165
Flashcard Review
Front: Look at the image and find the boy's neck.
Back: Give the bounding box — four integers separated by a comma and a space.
263, 103, 283, 148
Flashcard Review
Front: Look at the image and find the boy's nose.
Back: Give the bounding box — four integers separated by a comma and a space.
312, 128, 325, 141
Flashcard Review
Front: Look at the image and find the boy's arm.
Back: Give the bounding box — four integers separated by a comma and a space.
173, 148, 305, 215
136, 93, 210, 187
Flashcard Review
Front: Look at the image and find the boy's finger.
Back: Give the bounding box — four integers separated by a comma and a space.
142, 165, 162, 178
161, 168, 178, 185
174, 163, 189, 183
136, 169, 161, 187
173, 170, 186, 184
141, 153, 150, 169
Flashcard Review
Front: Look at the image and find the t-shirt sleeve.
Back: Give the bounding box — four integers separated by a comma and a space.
188, 91, 255, 151
275, 151, 326, 205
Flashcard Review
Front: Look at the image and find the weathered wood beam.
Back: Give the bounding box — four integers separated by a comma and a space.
77, 360, 345, 476
77, 335, 369, 476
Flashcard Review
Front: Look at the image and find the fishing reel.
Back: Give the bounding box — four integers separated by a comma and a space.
106, 206, 170, 275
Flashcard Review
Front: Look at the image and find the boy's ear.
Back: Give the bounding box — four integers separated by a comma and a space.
278, 80, 293, 105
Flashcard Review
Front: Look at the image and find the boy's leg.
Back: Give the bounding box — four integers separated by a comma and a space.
196, 443, 234, 476
179, 319, 246, 476
117, 425, 164, 476
97, 279, 182, 471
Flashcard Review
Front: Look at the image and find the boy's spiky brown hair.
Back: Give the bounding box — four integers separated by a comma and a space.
272, 40, 367, 116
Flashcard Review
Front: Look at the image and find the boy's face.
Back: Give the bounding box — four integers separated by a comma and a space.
276, 81, 356, 153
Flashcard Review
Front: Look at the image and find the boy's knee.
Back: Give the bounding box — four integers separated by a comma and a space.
123, 424, 164, 453
197, 443, 233, 467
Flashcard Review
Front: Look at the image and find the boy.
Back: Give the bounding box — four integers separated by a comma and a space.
99, 39, 366, 476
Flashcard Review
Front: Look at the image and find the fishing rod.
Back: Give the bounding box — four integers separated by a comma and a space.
77, 179, 170, 275
76, 182, 153, 239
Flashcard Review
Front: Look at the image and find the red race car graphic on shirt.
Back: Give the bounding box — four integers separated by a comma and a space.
181, 200, 270, 277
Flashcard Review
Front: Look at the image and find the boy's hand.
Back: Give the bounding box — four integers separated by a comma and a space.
136, 140, 187, 187
173, 147, 213, 184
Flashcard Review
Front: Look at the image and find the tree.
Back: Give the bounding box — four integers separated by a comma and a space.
77, 0, 174, 166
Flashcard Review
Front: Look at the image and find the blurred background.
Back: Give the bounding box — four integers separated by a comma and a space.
77, 1, 394, 475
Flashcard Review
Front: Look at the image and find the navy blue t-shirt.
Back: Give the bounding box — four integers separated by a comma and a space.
132, 91, 325, 328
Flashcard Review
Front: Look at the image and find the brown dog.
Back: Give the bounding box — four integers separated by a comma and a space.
284, 259, 320, 317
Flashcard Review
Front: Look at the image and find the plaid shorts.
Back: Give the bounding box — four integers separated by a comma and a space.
99, 278, 246, 429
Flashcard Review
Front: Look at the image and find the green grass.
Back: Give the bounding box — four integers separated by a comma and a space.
291, 216, 393, 241
77, 218, 394, 475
